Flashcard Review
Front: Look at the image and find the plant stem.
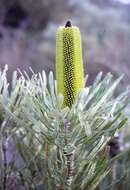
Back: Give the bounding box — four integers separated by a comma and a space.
64, 119, 74, 186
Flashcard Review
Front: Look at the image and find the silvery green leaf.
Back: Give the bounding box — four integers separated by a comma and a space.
57, 93, 64, 109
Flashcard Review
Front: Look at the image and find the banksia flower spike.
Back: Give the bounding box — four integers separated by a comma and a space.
56, 21, 84, 107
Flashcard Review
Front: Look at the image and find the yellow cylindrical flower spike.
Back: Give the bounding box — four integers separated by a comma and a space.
56, 21, 84, 107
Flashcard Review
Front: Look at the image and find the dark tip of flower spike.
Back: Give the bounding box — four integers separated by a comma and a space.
65, 20, 72, 28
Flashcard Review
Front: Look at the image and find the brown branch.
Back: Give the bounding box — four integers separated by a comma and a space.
45, 143, 48, 159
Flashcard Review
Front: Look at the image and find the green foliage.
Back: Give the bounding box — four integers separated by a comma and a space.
99, 148, 130, 190
0, 66, 128, 189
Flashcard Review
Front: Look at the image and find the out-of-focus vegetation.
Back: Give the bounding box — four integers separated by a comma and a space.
0, 0, 130, 86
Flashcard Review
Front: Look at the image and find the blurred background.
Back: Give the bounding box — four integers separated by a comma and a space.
0, 1, 130, 189
0, 0, 130, 87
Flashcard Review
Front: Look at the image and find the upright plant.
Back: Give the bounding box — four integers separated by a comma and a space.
56, 20, 85, 184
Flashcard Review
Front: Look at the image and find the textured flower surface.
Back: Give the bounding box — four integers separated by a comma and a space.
56, 21, 84, 107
